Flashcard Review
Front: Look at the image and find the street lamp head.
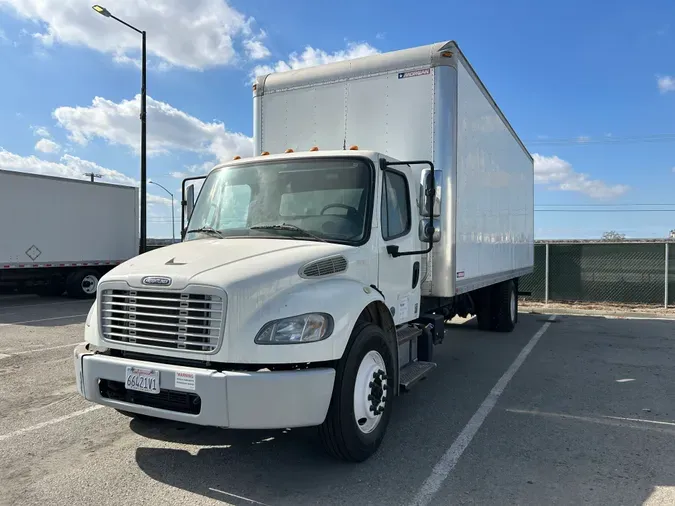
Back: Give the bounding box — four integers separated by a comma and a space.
92, 5, 111, 17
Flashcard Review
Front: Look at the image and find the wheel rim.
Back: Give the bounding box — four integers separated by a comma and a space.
353, 350, 388, 434
509, 290, 516, 323
81, 275, 98, 295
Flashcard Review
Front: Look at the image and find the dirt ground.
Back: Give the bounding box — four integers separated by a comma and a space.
520, 299, 675, 319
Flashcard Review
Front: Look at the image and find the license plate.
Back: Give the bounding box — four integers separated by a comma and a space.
125, 367, 160, 394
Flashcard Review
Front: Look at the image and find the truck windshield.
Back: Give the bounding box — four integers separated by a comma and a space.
186, 158, 373, 245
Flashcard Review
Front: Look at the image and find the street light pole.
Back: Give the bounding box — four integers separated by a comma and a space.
140, 30, 147, 253
148, 181, 175, 241
92, 5, 147, 254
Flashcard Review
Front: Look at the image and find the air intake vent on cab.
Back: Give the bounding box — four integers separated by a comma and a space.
301, 256, 348, 278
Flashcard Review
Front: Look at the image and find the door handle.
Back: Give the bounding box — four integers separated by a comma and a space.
412, 261, 420, 289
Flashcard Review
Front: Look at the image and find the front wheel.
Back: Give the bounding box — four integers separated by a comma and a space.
319, 322, 395, 462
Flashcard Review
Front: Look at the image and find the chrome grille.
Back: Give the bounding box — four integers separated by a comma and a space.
301, 256, 348, 278
100, 289, 224, 353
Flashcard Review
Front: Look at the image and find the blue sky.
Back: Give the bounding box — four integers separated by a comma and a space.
0, 0, 674, 239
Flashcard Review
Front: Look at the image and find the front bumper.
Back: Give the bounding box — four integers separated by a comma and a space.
73, 343, 336, 429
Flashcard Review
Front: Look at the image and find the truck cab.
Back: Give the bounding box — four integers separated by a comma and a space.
75, 149, 440, 462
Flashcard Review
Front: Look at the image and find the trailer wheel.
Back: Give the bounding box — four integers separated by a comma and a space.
66, 270, 99, 299
35, 279, 66, 297
319, 322, 394, 462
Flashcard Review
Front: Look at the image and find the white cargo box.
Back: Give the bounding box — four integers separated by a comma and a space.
0, 170, 139, 267
253, 40, 533, 297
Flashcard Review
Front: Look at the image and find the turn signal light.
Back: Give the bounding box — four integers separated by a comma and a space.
285, 148, 294, 153
261, 151, 270, 156
349, 145, 359, 150
233, 155, 241, 160
309, 146, 319, 152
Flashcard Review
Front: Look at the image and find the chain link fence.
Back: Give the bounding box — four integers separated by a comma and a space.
520, 241, 673, 307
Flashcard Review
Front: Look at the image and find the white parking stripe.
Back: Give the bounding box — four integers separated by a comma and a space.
0, 405, 103, 442
0, 299, 90, 311
0, 314, 87, 327
410, 315, 556, 506
0, 343, 78, 359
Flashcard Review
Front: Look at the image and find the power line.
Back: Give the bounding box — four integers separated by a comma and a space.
535, 209, 675, 212
525, 133, 675, 146
536, 203, 675, 207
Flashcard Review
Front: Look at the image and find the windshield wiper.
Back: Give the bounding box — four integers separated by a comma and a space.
186, 226, 225, 238
250, 223, 327, 243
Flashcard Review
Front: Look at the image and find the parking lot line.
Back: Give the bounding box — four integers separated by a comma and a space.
0, 342, 78, 359
0, 314, 87, 327
0, 405, 103, 442
0, 299, 91, 312
410, 315, 557, 506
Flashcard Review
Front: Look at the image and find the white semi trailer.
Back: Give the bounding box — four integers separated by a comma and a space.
73, 41, 533, 461
0, 170, 138, 298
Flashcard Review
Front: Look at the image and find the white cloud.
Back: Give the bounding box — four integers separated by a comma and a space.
253, 42, 379, 77
0, 0, 263, 70
31, 125, 50, 138
657, 75, 675, 93
34, 138, 61, 153
0, 149, 136, 185
244, 31, 270, 60
576, 135, 590, 143
533, 154, 629, 199
53, 95, 252, 161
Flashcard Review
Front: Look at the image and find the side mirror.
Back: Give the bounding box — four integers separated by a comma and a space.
186, 184, 195, 221
419, 169, 442, 217
419, 219, 441, 243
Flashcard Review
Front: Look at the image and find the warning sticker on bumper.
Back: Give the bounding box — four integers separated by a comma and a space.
175, 371, 196, 391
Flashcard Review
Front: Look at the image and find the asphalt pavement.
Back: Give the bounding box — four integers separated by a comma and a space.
1, 294, 675, 505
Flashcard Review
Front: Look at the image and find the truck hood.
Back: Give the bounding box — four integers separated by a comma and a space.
102, 238, 354, 290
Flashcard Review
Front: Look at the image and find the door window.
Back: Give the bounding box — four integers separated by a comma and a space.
381, 170, 411, 240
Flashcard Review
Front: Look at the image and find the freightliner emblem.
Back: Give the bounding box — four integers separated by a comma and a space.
141, 276, 172, 286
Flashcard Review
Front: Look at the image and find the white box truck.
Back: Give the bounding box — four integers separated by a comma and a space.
0, 170, 139, 298
73, 41, 533, 461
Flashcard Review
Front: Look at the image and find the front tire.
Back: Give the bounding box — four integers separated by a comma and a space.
319, 322, 395, 462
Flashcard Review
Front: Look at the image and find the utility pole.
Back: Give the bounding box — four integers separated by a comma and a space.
84, 172, 102, 183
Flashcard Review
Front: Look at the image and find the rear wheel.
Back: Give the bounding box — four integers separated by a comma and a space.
66, 270, 99, 299
319, 322, 394, 462
35, 281, 66, 297
476, 280, 517, 332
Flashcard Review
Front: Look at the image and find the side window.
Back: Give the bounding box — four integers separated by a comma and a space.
381, 170, 411, 240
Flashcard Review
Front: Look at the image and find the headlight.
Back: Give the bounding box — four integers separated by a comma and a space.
255, 313, 333, 344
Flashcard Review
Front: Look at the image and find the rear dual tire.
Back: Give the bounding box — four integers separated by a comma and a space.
477, 279, 517, 332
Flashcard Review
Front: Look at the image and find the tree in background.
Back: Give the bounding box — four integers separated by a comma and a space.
601, 230, 626, 241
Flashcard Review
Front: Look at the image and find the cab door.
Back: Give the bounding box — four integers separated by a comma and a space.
377, 165, 421, 325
